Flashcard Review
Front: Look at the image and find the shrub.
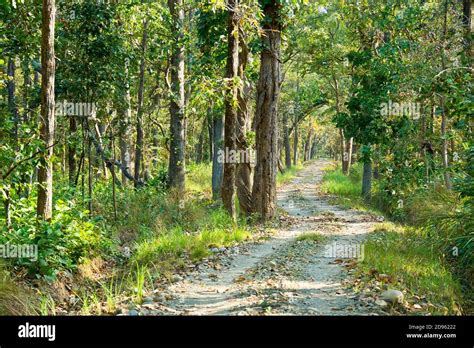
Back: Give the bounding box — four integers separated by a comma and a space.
0, 198, 110, 281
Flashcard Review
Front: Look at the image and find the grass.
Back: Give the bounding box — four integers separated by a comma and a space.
320, 164, 383, 215
132, 225, 251, 266
321, 164, 468, 314
296, 232, 326, 242
43, 163, 256, 315
277, 164, 303, 186
358, 222, 463, 315
0, 262, 37, 315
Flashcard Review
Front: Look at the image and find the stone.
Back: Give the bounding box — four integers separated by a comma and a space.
380, 289, 404, 304
375, 299, 388, 309
142, 296, 154, 304
171, 274, 182, 283
129, 309, 139, 316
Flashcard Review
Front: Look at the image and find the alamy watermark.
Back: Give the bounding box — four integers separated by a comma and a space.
217, 147, 256, 165
0, 244, 38, 261
322, 241, 365, 261
55, 100, 97, 117
380, 100, 421, 120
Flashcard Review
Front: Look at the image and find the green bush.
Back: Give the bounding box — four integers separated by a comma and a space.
1, 198, 111, 281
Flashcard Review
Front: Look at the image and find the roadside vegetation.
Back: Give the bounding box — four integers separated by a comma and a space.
321, 164, 473, 314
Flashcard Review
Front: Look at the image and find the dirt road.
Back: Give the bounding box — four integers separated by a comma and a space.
136, 160, 379, 316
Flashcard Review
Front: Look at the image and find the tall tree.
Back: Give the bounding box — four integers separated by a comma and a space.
252, 0, 282, 220
37, 0, 56, 220
221, 0, 239, 219
167, 0, 186, 192
134, 18, 149, 186
119, 60, 132, 185
236, 29, 253, 216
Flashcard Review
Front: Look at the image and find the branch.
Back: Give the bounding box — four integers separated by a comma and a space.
86, 120, 144, 187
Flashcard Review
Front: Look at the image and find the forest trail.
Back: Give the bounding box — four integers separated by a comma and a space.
144, 160, 380, 316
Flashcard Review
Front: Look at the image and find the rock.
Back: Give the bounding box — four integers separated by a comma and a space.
412, 304, 422, 310
129, 309, 139, 316
171, 274, 182, 283
153, 293, 165, 302
142, 296, 154, 304
380, 289, 404, 304
375, 299, 388, 309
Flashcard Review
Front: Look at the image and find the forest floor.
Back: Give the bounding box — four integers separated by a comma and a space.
128, 160, 385, 316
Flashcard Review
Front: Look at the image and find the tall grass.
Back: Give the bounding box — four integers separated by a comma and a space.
0, 262, 37, 315
360, 223, 463, 315
321, 164, 471, 314
277, 165, 303, 186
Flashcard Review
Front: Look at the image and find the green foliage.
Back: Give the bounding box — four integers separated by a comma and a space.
360, 223, 463, 315
0, 198, 111, 281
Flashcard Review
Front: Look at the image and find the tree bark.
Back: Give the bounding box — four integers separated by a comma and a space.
221, 0, 239, 220
167, 0, 186, 192
212, 115, 224, 199
135, 19, 148, 186
68, 116, 77, 185
207, 110, 214, 162
462, 0, 472, 58
310, 137, 317, 159
304, 128, 312, 162
440, 0, 452, 190
251, 0, 282, 221
362, 158, 372, 200
120, 61, 132, 185
292, 116, 298, 165
283, 111, 292, 169
236, 29, 252, 216
37, 0, 56, 220
342, 136, 353, 175
195, 118, 206, 163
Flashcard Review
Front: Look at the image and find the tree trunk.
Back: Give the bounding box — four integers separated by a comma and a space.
207, 110, 214, 162
251, 0, 282, 221
212, 115, 224, 199
7, 57, 19, 142
342, 134, 353, 175
68, 116, 77, 185
362, 158, 372, 200
440, 0, 452, 190
167, 0, 186, 192
462, 0, 472, 59
134, 19, 148, 186
441, 100, 452, 190
37, 0, 56, 220
120, 61, 132, 185
195, 118, 206, 163
221, 0, 239, 220
304, 128, 312, 162
339, 128, 346, 169
310, 137, 317, 159
236, 29, 252, 216
292, 118, 298, 165
283, 112, 292, 169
